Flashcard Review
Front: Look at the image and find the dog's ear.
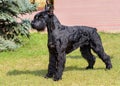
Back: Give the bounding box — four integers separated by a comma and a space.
45, 0, 54, 16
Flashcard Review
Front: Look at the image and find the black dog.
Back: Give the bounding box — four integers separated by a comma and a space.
31, 6, 112, 81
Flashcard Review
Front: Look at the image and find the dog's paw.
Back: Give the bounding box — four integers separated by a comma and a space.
53, 74, 62, 81
106, 64, 112, 70
53, 77, 62, 81
86, 66, 93, 69
44, 74, 53, 79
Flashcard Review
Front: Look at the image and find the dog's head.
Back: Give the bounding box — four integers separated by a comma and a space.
31, 11, 48, 31
31, 2, 54, 31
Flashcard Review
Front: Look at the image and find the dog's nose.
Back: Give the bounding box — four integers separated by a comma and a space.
31, 21, 34, 25
31, 21, 35, 27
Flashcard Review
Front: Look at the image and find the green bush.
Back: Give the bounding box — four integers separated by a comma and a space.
0, 0, 36, 51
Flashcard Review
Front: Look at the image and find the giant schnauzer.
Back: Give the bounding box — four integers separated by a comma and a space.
31, 4, 112, 81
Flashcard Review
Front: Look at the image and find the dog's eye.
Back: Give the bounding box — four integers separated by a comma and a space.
40, 16, 44, 18
35, 16, 38, 19
35, 16, 44, 19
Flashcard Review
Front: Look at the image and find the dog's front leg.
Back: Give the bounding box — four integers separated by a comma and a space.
53, 51, 66, 81
45, 50, 57, 79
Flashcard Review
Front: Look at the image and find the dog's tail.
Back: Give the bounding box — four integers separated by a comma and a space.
90, 27, 102, 42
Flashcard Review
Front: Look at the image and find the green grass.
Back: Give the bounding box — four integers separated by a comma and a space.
0, 32, 120, 86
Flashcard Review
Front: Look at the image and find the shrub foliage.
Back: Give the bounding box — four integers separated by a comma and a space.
0, 0, 37, 51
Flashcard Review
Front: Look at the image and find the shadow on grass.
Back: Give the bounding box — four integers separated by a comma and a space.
7, 69, 47, 77
65, 66, 85, 71
65, 66, 105, 72
67, 55, 83, 59
7, 66, 105, 77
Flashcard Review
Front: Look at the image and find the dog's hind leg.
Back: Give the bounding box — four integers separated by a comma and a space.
80, 45, 96, 69
91, 42, 112, 69
90, 32, 112, 69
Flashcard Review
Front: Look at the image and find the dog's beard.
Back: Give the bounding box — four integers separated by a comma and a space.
31, 20, 46, 31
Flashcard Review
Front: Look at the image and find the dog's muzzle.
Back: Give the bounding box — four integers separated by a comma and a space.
31, 19, 46, 31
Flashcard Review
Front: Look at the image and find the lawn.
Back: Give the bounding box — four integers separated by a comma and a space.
0, 32, 120, 86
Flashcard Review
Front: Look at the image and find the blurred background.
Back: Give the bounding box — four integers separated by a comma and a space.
30, 0, 120, 32
54, 0, 120, 32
